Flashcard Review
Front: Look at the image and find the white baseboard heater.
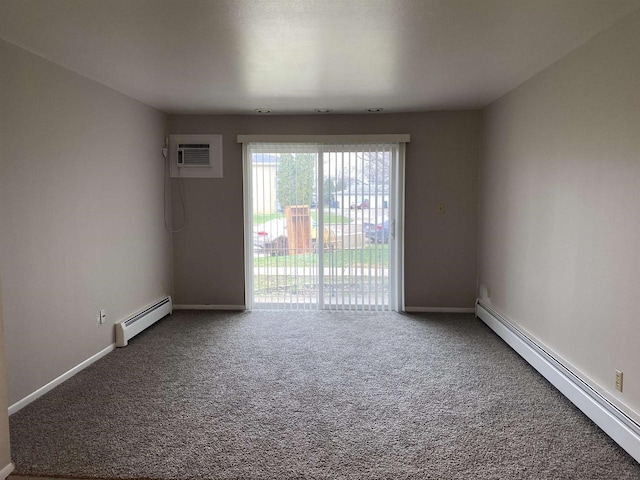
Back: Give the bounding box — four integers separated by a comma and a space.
475, 299, 640, 464
115, 296, 172, 347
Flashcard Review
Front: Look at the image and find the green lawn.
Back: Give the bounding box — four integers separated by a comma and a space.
254, 245, 389, 268
253, 212, 284, 224
310, 211, 350, 225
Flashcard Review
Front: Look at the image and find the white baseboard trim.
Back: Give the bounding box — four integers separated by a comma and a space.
404, 306, 475, 313
8, 344, 115, 415
173, 304, 246, 311
475, 300, 640, 464
0, 463, 14, 480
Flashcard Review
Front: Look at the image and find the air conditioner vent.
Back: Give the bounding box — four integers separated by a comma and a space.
178, 143, 211, 167
169, 134, 223, 178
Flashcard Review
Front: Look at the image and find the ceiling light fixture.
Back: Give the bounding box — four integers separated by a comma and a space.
254, 108, 272, 114
366, 108, 384, 113
314, 108, 332, 113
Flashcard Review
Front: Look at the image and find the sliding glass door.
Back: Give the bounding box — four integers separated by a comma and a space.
243, 140, 404, 311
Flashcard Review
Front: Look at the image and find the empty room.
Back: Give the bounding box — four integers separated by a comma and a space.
1, 1, 640, 479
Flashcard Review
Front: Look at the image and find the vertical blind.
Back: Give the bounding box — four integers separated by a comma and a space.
246, 142, 397, 312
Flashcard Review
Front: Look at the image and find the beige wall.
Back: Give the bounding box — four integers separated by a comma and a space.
479, 10, 640, 421
0, 40, 171, 405
0, 280, 12, 475
169, 112, 481, 308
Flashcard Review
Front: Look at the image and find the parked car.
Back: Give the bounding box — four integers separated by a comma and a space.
253, 218, 287, 254
350, 198, 370, 209
363, 218, 389, 244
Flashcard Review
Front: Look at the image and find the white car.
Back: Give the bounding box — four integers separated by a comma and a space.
253, 218, 287, 254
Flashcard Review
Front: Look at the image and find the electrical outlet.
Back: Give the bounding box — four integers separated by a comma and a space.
615, 370, 623, 392
100, 309, 107, 325
437, 203, 446, 214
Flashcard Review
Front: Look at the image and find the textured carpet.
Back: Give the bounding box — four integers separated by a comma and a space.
9, 311, 640, 480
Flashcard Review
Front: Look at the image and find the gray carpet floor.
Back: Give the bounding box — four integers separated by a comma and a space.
9, 311, 640, 480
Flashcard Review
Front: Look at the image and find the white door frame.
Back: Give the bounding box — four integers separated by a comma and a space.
240, 136, 408, 312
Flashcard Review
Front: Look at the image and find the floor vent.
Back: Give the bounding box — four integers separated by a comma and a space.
115, 296, 172, 347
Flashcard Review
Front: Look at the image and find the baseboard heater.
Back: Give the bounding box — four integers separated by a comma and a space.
475, 299, 640, 464
115, 296, 172, 347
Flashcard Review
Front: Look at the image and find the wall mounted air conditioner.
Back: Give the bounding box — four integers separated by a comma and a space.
169, 134, 223, 178
177, 143, 212, 167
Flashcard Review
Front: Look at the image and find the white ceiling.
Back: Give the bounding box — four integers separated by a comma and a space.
1, 0, 639, 114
